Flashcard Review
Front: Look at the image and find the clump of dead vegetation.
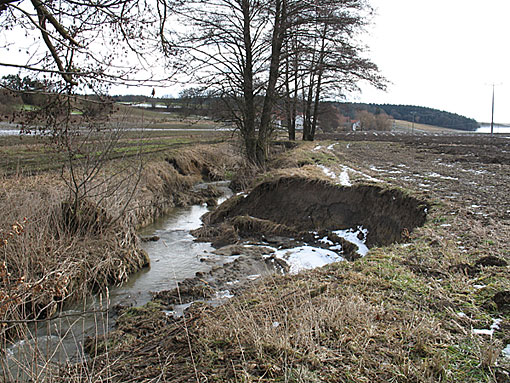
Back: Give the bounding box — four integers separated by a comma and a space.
0, 143, 239, 348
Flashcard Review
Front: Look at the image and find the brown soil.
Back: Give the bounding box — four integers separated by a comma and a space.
203, 177, 427, 247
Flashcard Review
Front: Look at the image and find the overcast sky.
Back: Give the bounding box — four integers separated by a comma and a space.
352, 0, 510, 123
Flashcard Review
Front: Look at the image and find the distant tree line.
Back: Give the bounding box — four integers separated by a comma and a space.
335, 103, 479, 131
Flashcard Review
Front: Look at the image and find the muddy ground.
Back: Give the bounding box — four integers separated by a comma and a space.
68, 132, 510, 383
317, 131, 510, 220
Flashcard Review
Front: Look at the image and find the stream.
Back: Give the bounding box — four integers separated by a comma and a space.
2, 182, 232, 379
2, 178, 375, 380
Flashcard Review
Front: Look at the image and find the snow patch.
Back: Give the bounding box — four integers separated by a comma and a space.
318, 164, 336, 179
317, 165, 352, 186
427, 172, 459, 181
345, 165, 382, 183
333, 227, 369, 257
273, 246, 345, 274
472, 318, 502, 337
369, 165, 385, 172
503, 344, 510, 358
338, 167, 352, 186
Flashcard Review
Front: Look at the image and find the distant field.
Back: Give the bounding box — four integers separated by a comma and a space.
393, 119, 473, 134
0, 106, 231, 176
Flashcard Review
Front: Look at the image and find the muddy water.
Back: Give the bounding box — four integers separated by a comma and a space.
110, 204, 215, 307
2, 183, 231, 379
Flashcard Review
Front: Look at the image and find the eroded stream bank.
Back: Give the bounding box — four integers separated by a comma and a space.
6, 172, 428, 375
143, 176, 429, 313
5, 134, 509, 382
24, 136, 509, 383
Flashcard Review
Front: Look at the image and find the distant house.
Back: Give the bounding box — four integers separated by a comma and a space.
352, 120, 361, 131
295, 114, 304, 130
273, 113, 304, 130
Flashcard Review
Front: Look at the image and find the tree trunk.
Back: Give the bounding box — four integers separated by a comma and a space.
310, 26, 328, 141
310, 69, 322, 140
302, 73, 315, 141
284, 47, 294, 140
257, 0, 287, 164
241, 0, 257, 164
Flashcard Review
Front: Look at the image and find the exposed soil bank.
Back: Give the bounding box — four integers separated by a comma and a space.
201, 176, 428, 247
150, 176, 429, 317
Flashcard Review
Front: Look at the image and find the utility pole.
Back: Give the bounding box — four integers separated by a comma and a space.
490, 83, 495, 137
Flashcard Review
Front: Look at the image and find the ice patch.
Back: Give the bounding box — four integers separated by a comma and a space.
319, 236, 334, 245
215, 290, 234, 299
273, 246, 345, 274
327, 143, 337, 150
313, 145, 323, 151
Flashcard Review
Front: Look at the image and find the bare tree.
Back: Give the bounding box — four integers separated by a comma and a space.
0, 0, 167, 234
280, 0, 386, 141
168, 0, 292, 165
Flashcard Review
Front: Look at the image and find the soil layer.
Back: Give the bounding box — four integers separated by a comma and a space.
204, 177, 427, 247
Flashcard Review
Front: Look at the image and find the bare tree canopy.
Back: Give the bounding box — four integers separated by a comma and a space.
168, 0, 288, 165
280, 0, 386, 141
0, 0, 173, 89
170, 0, 385, 161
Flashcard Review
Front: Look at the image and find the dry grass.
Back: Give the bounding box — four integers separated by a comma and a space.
0, 142, 240, 379
3, 135, 509, 382
0, 173, 148, 321
56, 137, 510, 383
70, 230, 507, 382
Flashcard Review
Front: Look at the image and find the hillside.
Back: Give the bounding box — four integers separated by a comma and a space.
334, 102, 480, 132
